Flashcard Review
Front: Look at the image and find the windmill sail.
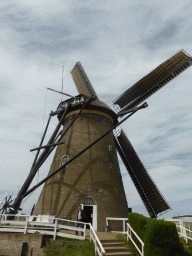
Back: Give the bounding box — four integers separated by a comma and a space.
114, 129, 170, 218
71, 62, 117, 118
71, 62, 98, 98
114, 50, 192, 112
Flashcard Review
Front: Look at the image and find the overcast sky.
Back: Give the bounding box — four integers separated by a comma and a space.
0, 0, 192, 219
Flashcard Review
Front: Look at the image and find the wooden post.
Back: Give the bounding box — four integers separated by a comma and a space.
24, 216, 28, 234
123, 219, 125, 233
89, 224, 92, 241
83, 223, 86, 240
95, 239, 97, 255
54, 219, 58, 240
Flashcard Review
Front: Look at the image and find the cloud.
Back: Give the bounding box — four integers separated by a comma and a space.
0, 1, 98, 64
0, 0, 192, 216
143, 21, 180, 51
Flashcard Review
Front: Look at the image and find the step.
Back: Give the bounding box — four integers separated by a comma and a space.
104, 246, 131, 253
100, 239, 121, 243
102, 242, 125, 247
104, 252, 134, 256
100, 238, 135, 256
184, 245, 192, 249
183, 243, 192, 249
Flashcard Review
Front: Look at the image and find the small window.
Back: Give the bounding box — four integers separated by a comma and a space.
84, 198, 94, 205
109, 163, 112, 168
61, 155, 69, 167
109, 145, 112, 151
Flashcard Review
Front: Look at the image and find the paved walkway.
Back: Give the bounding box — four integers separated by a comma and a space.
96, 231, 120, 240
62, 229, 121, 240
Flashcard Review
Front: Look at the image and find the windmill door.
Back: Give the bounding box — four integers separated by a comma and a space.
83, 206, 93, 226
81, 198, 97, 231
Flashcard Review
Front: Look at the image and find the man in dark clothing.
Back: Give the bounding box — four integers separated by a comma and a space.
75, 205, 85, 236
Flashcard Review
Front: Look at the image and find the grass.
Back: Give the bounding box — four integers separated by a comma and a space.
179, 237, 192, 256
186, 225, 192, 238
177, 224, 192, 255
33, 231, 40, 234
179, 237, 192, 247
44, 240, 95, 256
56, 237, 80, 242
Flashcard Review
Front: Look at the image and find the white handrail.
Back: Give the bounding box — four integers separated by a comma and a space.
89, 223, 105, 256
105, 217, 144, 255
126, 223, 144, 256
106, 217, 128, 233
0, 214, 106, 254
0, 214, 87, 241
165, 219, 192, 243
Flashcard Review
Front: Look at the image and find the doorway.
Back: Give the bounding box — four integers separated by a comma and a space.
82, 198, 97, 231
83, 205, 93, 228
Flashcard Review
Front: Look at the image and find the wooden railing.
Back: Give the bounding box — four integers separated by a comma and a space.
106, 217, 128, 233
0, 214, 86, 240
0, 214, 105, 255
165, 219, 192, 243
89, 223, 105, 256
126, 222, 144, 256
106, 217, 144, 256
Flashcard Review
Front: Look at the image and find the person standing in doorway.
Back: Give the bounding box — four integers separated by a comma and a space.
75, 205, 85, 236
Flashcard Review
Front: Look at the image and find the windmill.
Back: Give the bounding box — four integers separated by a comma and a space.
5, 50, 192, 231
0, 191, 16, 214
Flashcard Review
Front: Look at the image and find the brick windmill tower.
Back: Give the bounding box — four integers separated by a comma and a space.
33, 62, 129, 231
5, 50, 192, 231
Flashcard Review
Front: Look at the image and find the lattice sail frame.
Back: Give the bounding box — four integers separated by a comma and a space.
71, 62, 98, 98
114, 129, 171, 218
114, 50, 192, 112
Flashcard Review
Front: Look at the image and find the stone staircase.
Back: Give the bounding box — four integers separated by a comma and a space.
100, 239, 134, 256
183, 242, 192, 250
96, 232, 135, 256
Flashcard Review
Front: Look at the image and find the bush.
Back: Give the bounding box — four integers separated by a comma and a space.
144, 218, 187, 256
33, 231, 40, 234
128, 212, 147, 241
128, 212, 147, 252
127, 213, 191, 256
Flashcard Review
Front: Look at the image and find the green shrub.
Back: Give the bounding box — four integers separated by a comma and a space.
33, 231, 40, 234
144, 218, 186, 256
128, 212, 148, 240
128, 212, 147, 252
127, 213, 192, 256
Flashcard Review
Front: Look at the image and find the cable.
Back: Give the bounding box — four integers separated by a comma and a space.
41, 89, 48, 139
21, 91, 48, 207
37, 169, 39, 184
61, 65, 64, 102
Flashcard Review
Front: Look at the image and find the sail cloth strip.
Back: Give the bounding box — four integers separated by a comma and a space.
71, 62, 98, 98
115, 130, 170, 218
114, 138, 156, 218
114, 50, 192, 111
